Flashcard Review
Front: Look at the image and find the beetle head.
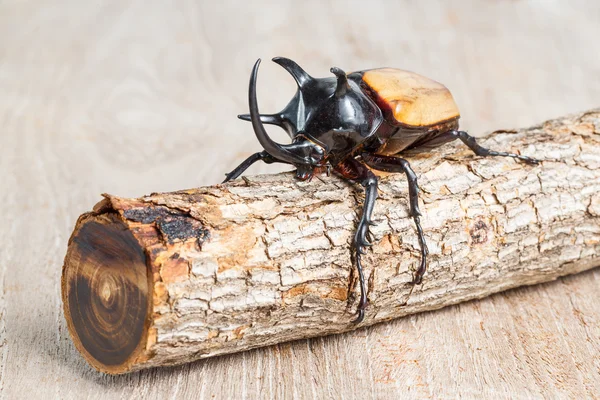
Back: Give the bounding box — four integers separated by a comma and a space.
239, 58, 382, 169
242, 59, 326, 167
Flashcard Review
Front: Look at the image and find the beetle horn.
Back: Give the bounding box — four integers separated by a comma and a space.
247, 59, 308, 165
331, 67, 350, 97
237, 113, 284, 126
272, 57, 312, 87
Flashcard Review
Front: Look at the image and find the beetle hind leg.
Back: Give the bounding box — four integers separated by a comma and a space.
397, 159, 429, 284
450, 130, 540, 164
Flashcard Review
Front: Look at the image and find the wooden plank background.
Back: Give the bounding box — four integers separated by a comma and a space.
1, 1, 599, 398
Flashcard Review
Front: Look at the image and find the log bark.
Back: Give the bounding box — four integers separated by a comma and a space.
62, 109, 600, 374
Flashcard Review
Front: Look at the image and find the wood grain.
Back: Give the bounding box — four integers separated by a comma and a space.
62, 112, 600, 374
2, 0, 600, 398
62, 213, 152, 374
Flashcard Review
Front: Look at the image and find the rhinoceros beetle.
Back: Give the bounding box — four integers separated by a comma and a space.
223, 57, 539, 323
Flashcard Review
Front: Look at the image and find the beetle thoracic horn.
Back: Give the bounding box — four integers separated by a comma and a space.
237, 113, 283, 126
331, 67, 350, 97
272, 57, 312, 87
248, 59, 309, 165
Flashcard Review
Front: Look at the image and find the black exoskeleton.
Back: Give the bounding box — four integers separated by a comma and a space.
223, 58, 539, 323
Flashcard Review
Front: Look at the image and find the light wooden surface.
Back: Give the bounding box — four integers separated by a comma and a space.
1, 1, 600, 399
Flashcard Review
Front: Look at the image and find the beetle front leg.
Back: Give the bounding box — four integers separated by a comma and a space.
222, 151, 281, 183
362, 154, 429, 285
450, 130, 540, 164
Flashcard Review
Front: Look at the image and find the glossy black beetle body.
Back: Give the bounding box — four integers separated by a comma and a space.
224, 58, 539, 323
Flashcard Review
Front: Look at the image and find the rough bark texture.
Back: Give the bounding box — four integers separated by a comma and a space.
62, 110, 600, 374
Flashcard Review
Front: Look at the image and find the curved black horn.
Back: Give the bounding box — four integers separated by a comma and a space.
248, 59, 307, 164
331, 67, 350, 97
238, 113, 283, 126
272, 57, 312, 87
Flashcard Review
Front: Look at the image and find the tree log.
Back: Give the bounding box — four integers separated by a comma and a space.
62, 109, 600, 374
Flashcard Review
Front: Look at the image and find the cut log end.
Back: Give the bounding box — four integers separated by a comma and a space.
61, 213, 152, 374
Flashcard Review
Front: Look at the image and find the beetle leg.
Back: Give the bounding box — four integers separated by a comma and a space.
354, 170, 377, 323
335, 157, 378, 323
449, 130, 540, 164
362, 154, 429, 285
222, 151, 281, 183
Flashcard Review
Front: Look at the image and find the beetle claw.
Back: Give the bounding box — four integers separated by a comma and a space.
522, 156, 541, 165
353, 308, 365, 324
351, 251, 368, 324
